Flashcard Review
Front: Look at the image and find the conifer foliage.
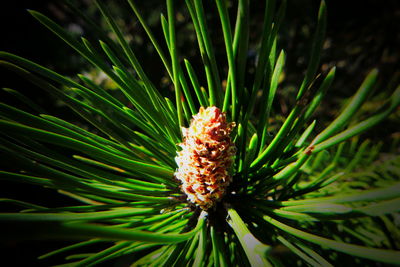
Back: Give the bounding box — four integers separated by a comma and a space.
0, 0, 399, 265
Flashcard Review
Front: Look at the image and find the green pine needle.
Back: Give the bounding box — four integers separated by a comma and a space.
0, 0, 399, 266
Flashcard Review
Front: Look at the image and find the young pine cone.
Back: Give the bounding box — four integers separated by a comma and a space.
175, 106, 236, 210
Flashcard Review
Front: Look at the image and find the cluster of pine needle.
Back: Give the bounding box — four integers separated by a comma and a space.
0, 0, 399, 266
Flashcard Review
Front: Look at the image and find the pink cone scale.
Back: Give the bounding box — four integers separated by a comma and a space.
175, 106, 236, 210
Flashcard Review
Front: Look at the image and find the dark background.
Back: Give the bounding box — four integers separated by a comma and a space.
1, 0, 399, 265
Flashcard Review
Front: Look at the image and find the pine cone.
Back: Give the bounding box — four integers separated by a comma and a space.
175, 106, 236, 210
